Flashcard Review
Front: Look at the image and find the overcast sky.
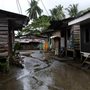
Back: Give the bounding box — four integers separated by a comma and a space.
0, 0, 90, 16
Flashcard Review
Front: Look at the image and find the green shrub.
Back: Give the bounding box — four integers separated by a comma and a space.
0, 57, 9, 72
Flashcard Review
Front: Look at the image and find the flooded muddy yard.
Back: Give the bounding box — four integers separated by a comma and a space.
0, 50, 90, 90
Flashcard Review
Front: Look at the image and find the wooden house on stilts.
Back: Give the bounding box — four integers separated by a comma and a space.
68, 10, 90, 64
0, 9, 28, 71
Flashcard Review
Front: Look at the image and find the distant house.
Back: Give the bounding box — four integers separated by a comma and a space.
0, 9, 28, 60
15, 34, 46, 50
68, 10, 90, 58
47, 18, 74, 56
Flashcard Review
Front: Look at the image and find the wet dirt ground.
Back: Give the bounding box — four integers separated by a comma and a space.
0, 50, 90, 90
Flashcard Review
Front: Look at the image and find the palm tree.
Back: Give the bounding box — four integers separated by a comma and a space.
50, 8, 58, 20
27, 0, 43, 20
66, 4, 78, 17
56, 5, 65, 19
50, 5, 65, 20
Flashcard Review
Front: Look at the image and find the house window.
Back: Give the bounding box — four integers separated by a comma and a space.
85, 29, 90, 43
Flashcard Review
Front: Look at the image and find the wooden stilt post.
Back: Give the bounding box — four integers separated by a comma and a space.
8, 20, 13, 63
65, 29, 68, 56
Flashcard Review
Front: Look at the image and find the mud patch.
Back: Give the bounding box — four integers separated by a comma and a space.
48, 86, 64, 90
30, 76, 44, 89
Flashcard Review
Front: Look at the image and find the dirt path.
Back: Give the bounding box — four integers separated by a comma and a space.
0, 50, 90, 90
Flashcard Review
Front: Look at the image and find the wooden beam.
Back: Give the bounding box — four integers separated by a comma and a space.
8, 20, 13, 57
65, 29, 68, 56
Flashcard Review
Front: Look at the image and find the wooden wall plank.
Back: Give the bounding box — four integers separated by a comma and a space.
0, 35, 8, 38
0, 31, 8, 35
0, 27, 8, 30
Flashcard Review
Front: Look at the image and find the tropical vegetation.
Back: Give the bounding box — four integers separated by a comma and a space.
65, 4, 79, 17
66, 4, 90, 17
17, 2, 90, 36
50, 5, 65, 20
27, 0, 43, 20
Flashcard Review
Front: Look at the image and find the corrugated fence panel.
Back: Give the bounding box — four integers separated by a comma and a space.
73, 25, 80, 49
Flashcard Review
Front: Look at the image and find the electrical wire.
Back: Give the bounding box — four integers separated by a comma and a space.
16, 0, 22, 14
40, 0, 50, 16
